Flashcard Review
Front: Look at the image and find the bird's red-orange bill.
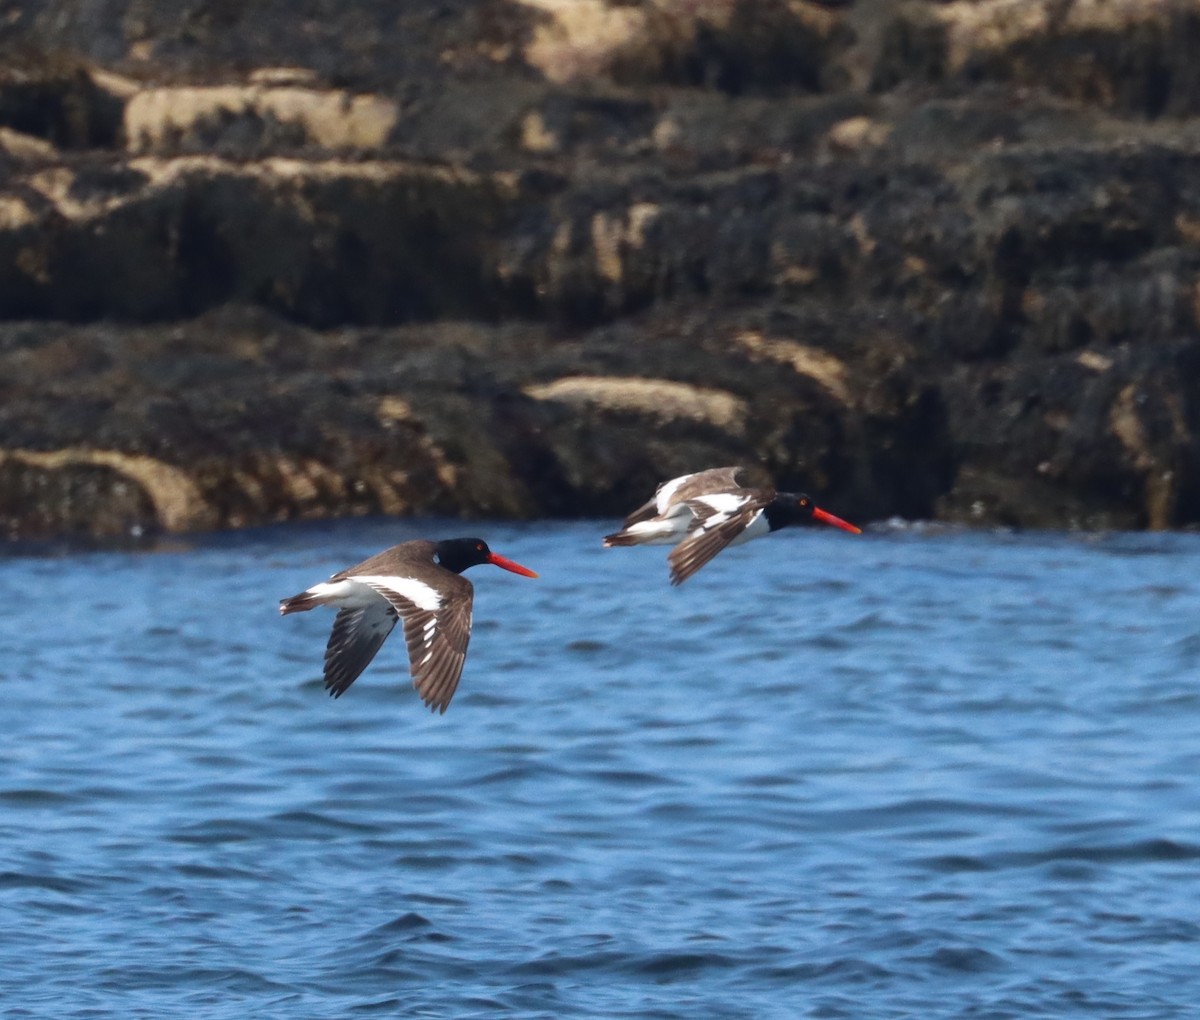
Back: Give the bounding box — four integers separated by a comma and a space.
487, 552, 540, 577
812, 507, 862, 535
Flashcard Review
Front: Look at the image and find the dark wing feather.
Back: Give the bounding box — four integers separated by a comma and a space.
363, 576, 474, 714
667, 495, 766, 585
620, 494, 663, 528
323, 602, 398, 697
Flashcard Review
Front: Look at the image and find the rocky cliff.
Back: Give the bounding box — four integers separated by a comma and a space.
2, 0, 1200, 539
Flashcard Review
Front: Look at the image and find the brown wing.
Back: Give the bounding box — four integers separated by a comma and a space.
619, 494, 663, 528
362, 575, 474, 714
664, 467, 747, 510
666, 492, 768, 585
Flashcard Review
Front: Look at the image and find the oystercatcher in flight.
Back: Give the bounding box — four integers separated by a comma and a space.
604, 467, 860, 585
280, 538, 538, 713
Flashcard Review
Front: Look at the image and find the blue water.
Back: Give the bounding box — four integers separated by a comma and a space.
2, 519, 1200, 1018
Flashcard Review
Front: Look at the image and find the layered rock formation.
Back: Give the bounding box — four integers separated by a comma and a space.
2, 0, 1200, 539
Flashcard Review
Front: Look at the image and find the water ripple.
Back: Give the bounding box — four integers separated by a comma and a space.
2, 521, 1200, 1016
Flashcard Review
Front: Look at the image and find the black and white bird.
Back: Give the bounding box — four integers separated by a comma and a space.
280, 538, 538, 713
604, 467, 860, 585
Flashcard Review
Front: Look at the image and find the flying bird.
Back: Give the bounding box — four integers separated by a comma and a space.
280, 538, 538, 713
604, 467, 860, 584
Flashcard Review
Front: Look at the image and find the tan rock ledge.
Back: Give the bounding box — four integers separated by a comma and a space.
524, 375, 747, 432
125, 84, 401, 152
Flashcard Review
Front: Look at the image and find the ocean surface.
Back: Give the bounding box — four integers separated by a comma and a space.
2, 518, 1199, 1018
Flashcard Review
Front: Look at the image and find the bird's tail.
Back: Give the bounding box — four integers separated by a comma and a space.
603, 530, 641, 547
279, 591, 319, 616
603, 516, 689, 547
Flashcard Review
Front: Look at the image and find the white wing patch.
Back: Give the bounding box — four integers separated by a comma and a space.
305, 578, 390, 609
691, 491, 752, 516
655, 472, 700, 514
354, 574, 443, 611
623, 515, 692, 544
688, 502, 766, 547
419, 618, 437, 664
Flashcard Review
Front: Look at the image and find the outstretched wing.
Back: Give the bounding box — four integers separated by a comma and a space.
619, 493, 664, 528
667, 490, 768, 585
360, 575, 474, 713
323, 601, 398, 697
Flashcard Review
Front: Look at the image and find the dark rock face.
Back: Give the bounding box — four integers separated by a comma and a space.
1, 0, 1200, 539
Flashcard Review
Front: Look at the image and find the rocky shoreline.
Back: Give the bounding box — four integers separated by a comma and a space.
2, 0, 1200, 539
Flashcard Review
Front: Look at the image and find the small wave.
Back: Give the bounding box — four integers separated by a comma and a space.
565, 639, 607, 654
832, 611, 923, 634
749, 956, 894, 983
1171, 632, 1200, 657
461, 691, 521, 708
266, 809, 386, 836
775, 578, 855, 594
583, 768, 683, 788
991, 837, 1200, 869
0, 788, 79, 806
97, 965, 295, 996
628, 950, 739, 977
172, 862, 265, 881
1092, 917, 1200, 944
914, 854, 994, 874
509, 950, 626, 977
391, 854, 465, 872
918, 945, 1007, 974
0, 870, 90, 894
375, 933, 456, 958
813, 797, 1046, 835
166, 818, 272, 844
403, 892, 468, 908
471, 762, 571, 786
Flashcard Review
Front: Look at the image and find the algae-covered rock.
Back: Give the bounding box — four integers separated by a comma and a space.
1, 0, 1200, 537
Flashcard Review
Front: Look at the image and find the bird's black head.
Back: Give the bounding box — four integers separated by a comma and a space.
434, 538, 539, 578
764, 493, 814, 531
766, 494, 862, 534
